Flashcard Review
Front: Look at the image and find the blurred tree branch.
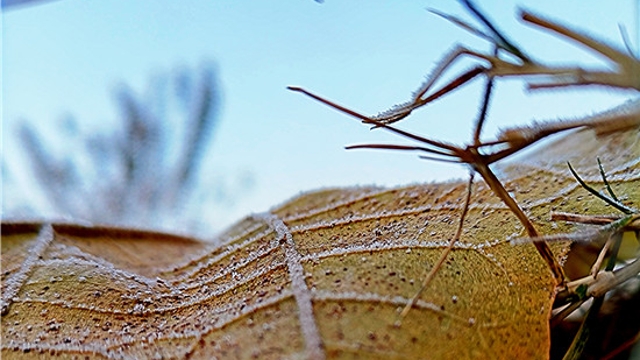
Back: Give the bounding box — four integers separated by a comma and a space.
1, 0, 62, 10
3, 64, 247, 236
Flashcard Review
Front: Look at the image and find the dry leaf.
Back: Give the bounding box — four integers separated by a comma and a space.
1, 127, 639, 359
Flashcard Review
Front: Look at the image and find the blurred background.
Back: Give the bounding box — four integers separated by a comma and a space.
2, 0, 638, 239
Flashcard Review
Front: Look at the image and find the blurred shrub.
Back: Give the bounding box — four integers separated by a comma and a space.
3, 64, 251, 237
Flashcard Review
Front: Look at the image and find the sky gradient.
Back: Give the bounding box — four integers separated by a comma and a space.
3, 1, 638, 235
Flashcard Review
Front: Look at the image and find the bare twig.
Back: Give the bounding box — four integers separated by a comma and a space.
396, 173, 475, 324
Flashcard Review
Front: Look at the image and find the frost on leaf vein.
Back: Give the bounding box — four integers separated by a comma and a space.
253, 212, 325, 360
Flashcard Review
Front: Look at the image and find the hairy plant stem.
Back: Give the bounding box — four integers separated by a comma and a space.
473, 160, 566, 284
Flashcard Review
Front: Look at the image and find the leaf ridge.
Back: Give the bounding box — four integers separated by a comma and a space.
1, 224, 54, 316
254, 212, 326, 360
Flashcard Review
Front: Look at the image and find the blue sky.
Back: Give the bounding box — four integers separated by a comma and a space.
2, 1, 638, 235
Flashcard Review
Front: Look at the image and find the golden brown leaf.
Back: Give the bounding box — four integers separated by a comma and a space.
1, 126, 639, 359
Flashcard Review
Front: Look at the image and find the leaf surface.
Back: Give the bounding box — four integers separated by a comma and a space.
1, 127, 639, 359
